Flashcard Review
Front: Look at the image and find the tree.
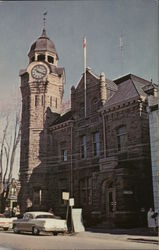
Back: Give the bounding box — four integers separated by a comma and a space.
0, 111, 21, 213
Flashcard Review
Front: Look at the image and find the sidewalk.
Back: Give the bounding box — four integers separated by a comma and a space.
76, 227, 159, 245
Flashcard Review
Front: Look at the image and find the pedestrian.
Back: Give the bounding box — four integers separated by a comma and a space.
48, 208, 54, 215
15, 205, 20, 216
147, 208, 156, 233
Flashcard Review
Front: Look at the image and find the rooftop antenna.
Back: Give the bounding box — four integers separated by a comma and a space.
42, 11, 47, 37
119, 33, 124, 75
43, 11, 47, 29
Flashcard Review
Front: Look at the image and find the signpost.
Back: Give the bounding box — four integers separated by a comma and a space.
62, 192, 70, 227
69, 198, 74, 233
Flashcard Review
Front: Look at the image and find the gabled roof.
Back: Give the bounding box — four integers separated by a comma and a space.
75, 68, 117, 92
51, 110, 73, 126
105, 74, 151, 108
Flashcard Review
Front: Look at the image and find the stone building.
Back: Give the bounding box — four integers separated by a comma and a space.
18, 27, 153, 227
144, 83, 159, 225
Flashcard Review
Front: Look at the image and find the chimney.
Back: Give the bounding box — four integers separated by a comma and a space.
100, 72, 107, 105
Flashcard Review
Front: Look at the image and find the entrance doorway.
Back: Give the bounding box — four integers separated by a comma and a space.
106, 184, 116, 217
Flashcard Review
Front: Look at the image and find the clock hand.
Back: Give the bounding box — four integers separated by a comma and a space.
36, 69, 46, 75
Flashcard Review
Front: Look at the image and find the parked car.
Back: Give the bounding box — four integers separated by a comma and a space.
13, 211, 67, 235
0, 213, 17, 231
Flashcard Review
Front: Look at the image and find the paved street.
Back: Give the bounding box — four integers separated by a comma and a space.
0, 230, 158, 250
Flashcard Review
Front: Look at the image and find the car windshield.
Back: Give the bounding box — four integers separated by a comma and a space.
35, 215, 54, 219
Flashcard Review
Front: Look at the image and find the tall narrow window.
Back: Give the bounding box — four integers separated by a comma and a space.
117, 126, 127, 151
92, 132, 100, 157
33, 187, 42, 206
61, 149, 67, 161
60, 142, 67, 162
55, 98, 58, 108
35, 95, 38, 107
80, 177, 92, 205
50, 96, 52, 107
41, 95, 44, 106
81, 135, 86, 159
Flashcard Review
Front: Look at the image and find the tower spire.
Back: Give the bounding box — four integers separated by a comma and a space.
42, 11, 47, 37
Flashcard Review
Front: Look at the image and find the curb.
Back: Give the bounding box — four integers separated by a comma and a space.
127, 237, 159, 245
76, 231, 159, 245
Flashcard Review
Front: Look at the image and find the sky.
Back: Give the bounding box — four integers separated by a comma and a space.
0, 0, 158, 178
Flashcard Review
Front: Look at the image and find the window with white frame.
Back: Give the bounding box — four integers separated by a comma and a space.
92, 132, 100, 157
117, 126, 127, 151
80, 135, 87, 159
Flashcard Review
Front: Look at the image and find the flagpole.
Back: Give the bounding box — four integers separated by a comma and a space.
83, 37, 87, 118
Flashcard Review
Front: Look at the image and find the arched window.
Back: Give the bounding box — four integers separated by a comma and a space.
116, 126, 127, 151
48, 56, 54, 64
37, 54, 45, 61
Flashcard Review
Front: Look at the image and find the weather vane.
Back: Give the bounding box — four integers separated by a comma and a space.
43, 11, 48, 28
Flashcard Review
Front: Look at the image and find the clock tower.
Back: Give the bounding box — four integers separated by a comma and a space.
19, 25, 65, 211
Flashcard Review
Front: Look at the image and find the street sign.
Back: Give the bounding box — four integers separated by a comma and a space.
62, 192, 70, 200
69, 198, 74, 206
123, 190, 133, 194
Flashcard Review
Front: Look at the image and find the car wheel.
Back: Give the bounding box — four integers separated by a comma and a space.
13, 225, 19, 234
32, 227, 40, 235
53, 232, 58, 236
3, 227, 9, 231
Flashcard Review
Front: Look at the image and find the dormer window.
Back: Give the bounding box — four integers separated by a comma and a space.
48, 56, 54, 64
37, 54, 45, 62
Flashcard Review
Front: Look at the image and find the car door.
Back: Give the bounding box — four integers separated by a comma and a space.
18, 213, 31, 231
25, 213, 34, 231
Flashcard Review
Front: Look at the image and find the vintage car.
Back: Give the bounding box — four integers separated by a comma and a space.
0, 213, 17, 231
13, 211, 67, 235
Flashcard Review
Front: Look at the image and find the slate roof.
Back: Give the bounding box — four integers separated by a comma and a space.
76, 69, 117, 92
28, 28, 59, 59
50, 65, 64, 76
105, 74, 151, 108
51, 110, 73, 126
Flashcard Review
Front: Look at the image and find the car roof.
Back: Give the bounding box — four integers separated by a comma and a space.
25, 211, 53, 216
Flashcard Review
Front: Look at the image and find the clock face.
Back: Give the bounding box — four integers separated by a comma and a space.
31, 65, 47, 79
